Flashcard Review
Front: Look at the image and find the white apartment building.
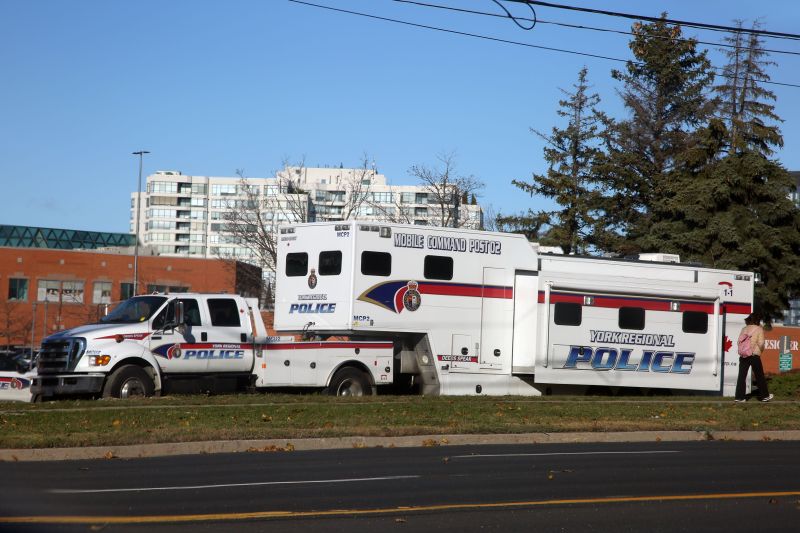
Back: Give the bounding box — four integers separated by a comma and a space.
130, 167, 483, 266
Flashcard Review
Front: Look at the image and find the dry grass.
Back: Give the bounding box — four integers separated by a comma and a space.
1, 390, 799, 449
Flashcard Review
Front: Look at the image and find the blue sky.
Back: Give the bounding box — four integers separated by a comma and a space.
2, 0, 799, 233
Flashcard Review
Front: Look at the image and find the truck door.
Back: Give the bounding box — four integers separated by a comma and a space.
205, 297, 252, 373
150, 298, 208, 373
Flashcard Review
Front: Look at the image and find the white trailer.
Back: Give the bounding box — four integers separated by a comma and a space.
275, 222, 754, 396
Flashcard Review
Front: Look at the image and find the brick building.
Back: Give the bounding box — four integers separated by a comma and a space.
0, 247, 260, 350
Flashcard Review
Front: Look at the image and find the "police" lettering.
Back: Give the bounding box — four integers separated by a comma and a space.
289, 303, 337, 314
563, 346, 694, 374
184, 350, 245, 360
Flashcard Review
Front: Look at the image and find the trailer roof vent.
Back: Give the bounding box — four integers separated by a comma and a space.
531, 243, 564, 255
638, 253, 680, 263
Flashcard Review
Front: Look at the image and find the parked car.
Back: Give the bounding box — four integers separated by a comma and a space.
0, 352, 36, 402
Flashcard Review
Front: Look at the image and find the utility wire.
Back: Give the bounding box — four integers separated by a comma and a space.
489, 0, 536, 30
507, 0, 800, 41
391, 0, 800, 57
286, 0, 800, 89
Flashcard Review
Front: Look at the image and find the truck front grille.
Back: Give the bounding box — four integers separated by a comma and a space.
38, 338, 86, 373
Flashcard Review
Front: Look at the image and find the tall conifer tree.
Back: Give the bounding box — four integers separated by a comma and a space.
645, 21, 800, 321
502, 67, 605, 254
593, 16, 716, 254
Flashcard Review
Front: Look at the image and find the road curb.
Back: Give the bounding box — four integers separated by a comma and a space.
3, 430, 800, 462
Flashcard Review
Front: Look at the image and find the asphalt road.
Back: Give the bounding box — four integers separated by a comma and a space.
2, 441, 800, 532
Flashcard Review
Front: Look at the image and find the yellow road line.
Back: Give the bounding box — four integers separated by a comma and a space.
4, 491, 800, 524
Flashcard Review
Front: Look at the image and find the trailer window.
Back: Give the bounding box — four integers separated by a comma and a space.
208, 298, 241, 327
286, 252, 308, 277
682, 311, 708, 334
554, 302, 582, 326
424, 255, 453, 280
361, 251, 392, 276
619, 307, 645, 330
319, 251, 342, 276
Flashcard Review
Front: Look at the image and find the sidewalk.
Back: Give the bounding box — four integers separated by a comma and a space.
3, 430, 800, 462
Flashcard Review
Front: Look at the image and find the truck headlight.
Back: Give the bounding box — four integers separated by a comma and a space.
90, 355, 112, 366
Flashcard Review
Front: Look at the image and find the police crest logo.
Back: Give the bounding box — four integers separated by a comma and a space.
308, 268, 318, 289
403, 281, 421, 312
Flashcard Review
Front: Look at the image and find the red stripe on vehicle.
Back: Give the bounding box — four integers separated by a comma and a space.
421, 283, 512, 299
722, 303, 752, 314
265, 342, 393, 351
537, 291, 750, 315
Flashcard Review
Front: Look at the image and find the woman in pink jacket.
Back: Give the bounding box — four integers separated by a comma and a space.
735, 313, 773, 403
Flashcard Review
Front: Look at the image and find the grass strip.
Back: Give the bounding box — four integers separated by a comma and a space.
1, 373, 798, 449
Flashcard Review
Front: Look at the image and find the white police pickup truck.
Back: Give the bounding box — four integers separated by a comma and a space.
31, 293, 393, 400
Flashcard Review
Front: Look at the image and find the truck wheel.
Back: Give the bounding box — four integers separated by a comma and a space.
326, 367, 372, 397
103, 365, 155, 399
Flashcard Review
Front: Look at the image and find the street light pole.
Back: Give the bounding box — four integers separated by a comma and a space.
132, 150, 150, 296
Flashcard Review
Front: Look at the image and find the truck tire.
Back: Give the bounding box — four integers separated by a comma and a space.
326, 367, 372, 397
103, 365, 155, 399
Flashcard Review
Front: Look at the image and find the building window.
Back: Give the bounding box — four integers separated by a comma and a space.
120, 282, 134, 300
371, 192, 393, 203
35, 280, 84, 303
37, 280, 61, 302
147, 285, 189, 294
62, 281, 84, 303
149, 181, 178, 194
361, 251, 391, 277
319, 251, 342, 276
619, 307, 645, 330
211, 184, 238, 196
8, 278, 28, 301
553, 302, 582, 326
424, 255, 453, 280
93, 282, 112, 304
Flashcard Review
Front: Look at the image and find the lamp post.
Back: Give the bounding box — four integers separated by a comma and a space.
132, 150, 150, 296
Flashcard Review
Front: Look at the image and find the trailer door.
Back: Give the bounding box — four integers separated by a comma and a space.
479, 267, 512, 369
511, 272, 538, 373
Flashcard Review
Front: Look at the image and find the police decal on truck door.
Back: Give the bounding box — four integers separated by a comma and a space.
150, 298, 207, 373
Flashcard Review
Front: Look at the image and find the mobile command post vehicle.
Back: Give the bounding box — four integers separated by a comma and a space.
31, 293, 393, 400
275, 222, 755, 397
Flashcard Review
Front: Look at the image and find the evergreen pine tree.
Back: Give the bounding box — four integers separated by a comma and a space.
716, 21, 782, 156
594, 16, 716, 255
644, 21, 800, 321
502, 67, 605, 254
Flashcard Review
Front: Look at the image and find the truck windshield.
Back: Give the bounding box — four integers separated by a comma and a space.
99, 296, 168, 324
